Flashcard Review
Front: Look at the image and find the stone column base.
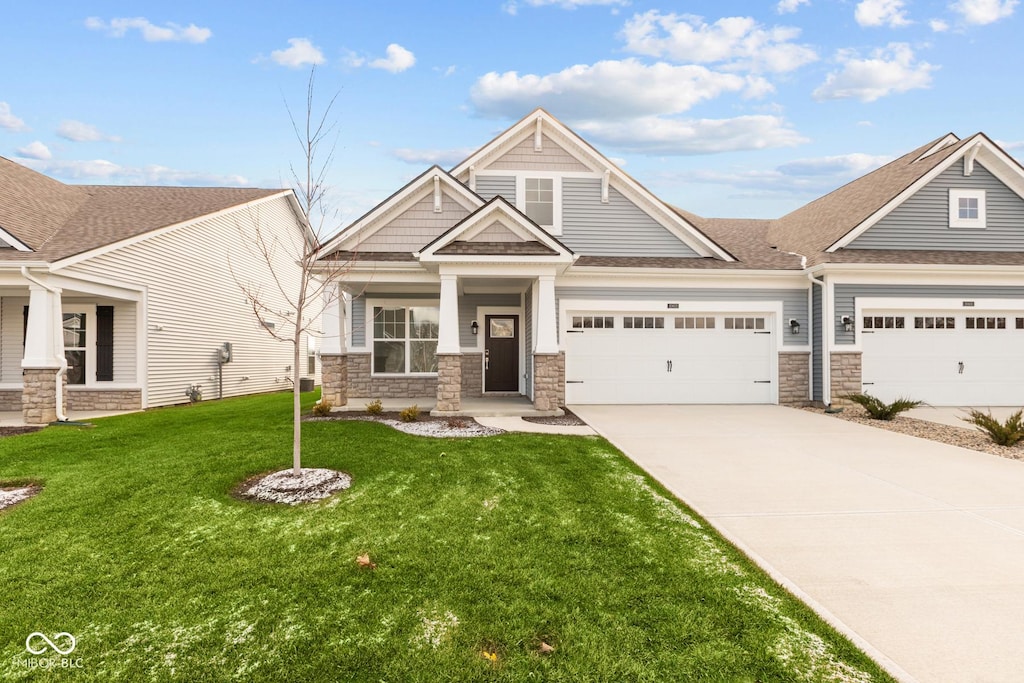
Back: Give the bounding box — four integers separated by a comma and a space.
23, 367, 67, 426
778, 351, 810, 406
830, 351, 862, 406
435, 354, 462, 412
320, 354, 348, 407
533, 352, 565, 412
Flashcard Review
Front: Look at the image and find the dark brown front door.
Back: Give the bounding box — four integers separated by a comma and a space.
485, 315, 519, 392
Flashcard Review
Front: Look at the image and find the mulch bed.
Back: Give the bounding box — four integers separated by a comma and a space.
304, 412, 504, 437
522, 408, 588, 426
0, 483, 43, 513
232, 468, 352, 505
805, 406, 1024, 460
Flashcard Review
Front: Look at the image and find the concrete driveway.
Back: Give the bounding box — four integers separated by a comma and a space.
571, 404, 1024, 683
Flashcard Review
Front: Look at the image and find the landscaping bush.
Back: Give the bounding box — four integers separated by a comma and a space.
399, 405, 420, 422
842, 393, 922, 420
445, 417, 467, 429
311, 400, 333, 417
962, 409, 1024, 446
365, 399, 383, 415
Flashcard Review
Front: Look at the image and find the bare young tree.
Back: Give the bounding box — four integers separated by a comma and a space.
232, 67, 349, 475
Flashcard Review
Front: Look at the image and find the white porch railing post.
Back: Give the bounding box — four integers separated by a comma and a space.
437, 274, 460, 354
22, 284, 62, 369
535, 275, 558, 354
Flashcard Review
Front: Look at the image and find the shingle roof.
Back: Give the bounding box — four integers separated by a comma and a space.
767, 135, 972, 263
0, 156, 282, 262
435, 241, 558, 256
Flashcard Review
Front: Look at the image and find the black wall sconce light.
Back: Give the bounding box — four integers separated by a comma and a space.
789, 318, 800, 335
471, 320, 479, 335
841, 315, 853, 333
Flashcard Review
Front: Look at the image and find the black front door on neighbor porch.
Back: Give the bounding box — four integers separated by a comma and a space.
485, 315, 519, 392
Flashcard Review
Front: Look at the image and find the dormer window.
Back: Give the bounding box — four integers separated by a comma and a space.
949, 189, 986, 228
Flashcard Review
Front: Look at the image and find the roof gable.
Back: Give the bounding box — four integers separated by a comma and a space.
451, 109, 734, 261
418, 196, 573, 262
320, 166, 482, 255
829, 134, 1024, 251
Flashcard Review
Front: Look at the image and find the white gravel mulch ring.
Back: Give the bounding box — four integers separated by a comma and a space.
806, 406, 1024, 460
0, 484, 42, 512
306, 413, 504, 438
234, 468, 352, 505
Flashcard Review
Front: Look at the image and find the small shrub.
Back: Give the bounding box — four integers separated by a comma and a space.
399, 405, 420, 423
365, 399, 383, 415
445, 417, 467, 429
962, 409, 1024, 446
311, 400, 333, 417
842, 393, 922, 421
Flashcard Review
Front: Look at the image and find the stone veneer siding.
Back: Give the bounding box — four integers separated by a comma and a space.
830, 352, 862, 406
435, 354, 462, 412
0, 390, 22, 411
778, 352, 810, 406
23, 368, 67, 426
346, 353, 438, 399
320, 354, 347, 406
67, 389, 143, 412
533, 352, 564, 411
460, 353, 483, 398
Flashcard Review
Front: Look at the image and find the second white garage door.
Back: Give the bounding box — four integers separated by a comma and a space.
564, 312, 775, 404
861, 309, 1024, 405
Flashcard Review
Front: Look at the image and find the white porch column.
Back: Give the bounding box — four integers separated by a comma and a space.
22, 284, 63, 369
437, 274, 460, 354
534, 275, 558, 354
320, 285, 346, 355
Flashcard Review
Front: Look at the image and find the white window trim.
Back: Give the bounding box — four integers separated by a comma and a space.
62, 305, 96, 387
367, 300, 441, 377
949, 189, 986, 228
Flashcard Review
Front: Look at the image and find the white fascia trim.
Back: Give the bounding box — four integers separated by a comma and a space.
913, 134, 960, 162
322, 169, 483, 254
561, 270, 809, 290
0, 227, 32, 251
51, 191, 294, 270
815, 264, 1024, 285
418, 203, 573, 261
0, 261, 50, 271
829, 136, 985, 251
48, 270, 145, 300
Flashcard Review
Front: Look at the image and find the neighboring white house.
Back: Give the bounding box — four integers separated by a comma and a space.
315, 109, 1024, 412
0, 156, 320, 425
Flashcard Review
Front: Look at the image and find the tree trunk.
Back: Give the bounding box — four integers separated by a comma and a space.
293, 332, 302, 476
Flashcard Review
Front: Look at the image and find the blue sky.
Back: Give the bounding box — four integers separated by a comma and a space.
2, 0, 1022, 228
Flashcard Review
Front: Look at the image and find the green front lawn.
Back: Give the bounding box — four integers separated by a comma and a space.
0, 392, 890, 682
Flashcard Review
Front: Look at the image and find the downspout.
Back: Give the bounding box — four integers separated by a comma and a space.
807, 271, 828, 407
20, 267, 68, 421
780, 251, 829, 406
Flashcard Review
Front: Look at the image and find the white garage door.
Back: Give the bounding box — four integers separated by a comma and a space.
564, 312, 775, 404
861, 310, 1024, 405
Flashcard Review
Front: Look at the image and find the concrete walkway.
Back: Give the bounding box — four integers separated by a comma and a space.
571, 404, 1024, 683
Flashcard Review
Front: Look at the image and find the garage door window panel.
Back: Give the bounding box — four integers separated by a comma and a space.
675, 316, 715, 329
863, 316, 904, 330
624, 316, 664, 329
572, 316, 614, 329
724, 317, 765, 330
914, 316, 955, 330
966, 317, 1005, 330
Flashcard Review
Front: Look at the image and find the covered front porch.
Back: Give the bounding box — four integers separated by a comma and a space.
0, 266, 145, 425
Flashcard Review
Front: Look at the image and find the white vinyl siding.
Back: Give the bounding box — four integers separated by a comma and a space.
63, 195, 311, 407
0, 297, 27, 384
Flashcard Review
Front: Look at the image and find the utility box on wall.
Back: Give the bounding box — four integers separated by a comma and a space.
299, 378, 315, 393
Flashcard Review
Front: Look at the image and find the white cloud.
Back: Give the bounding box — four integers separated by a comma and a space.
503, 0, 629, 14
857, 120, 874, 126
0, 102, 29, 132
57, 120, 121, 143
929, 18, 951, 30
84, 16, 211, 43
573, 115, 808, 155
951, 0, 1018, 24
995, 139, 1024, 150
15, 141, 52, 160
369, 43, 416, 73
271, 38, 325, 69
777, 0, 810, 13
620, 11, 817, 73
391, 147, 476, 166
669, 152, 891, 195
19, 158, 248, 186
854, 0, 912, 27
813, 43, 936, 102
472, 59, 759, 120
